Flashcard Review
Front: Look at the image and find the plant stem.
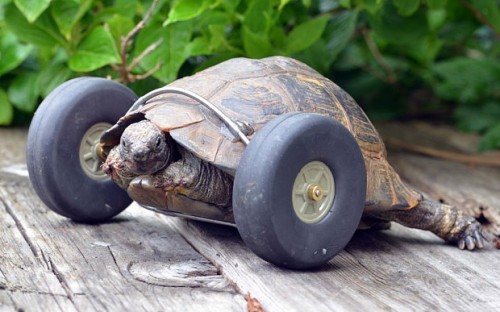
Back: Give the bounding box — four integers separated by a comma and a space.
114, 0, 160, 84
459, 0, 500, 37
362, 29, 397, 84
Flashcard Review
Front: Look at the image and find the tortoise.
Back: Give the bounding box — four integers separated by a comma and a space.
27, 56, 486, 269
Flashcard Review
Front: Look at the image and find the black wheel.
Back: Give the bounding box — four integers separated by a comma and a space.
233, 113, 366, 269
27, 77, 137, 223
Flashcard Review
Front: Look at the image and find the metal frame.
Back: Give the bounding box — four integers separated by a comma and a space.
128, 86, 250, 145
141, 205, 236, 227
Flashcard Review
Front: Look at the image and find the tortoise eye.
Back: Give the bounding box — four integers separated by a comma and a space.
121, 138, 130, 149
155, 137, 162, 148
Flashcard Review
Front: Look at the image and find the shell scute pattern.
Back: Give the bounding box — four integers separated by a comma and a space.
101, 56, 488, 251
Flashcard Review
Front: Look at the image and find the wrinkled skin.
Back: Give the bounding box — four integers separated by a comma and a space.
119, 120, 172, 175
103, 120, 488, 250
367, 200, 488, 250
103, 120, 233, 208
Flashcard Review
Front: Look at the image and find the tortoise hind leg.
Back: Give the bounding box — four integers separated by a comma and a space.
369, 197, 489, 250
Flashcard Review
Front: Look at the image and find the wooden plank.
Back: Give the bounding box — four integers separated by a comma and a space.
0, 128, 27, 167
166, 217, 500, 312
387, 153, 500, 235
0, 177, 246, 311
2, 123, 500, 312
164, 122, 500, 311
0, 186, 75, 311
377, 122, 500, 236
0, 152, 246, 311
377, 122, 484, 154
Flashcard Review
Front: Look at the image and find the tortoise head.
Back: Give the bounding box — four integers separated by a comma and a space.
120, 120, 173, 175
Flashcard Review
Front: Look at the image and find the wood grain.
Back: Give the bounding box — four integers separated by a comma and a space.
377, 122, 500, 236
166, 217, 500, 312
0, 138, 246, 312
0, 181, 246, 311
1, 124, 500, 312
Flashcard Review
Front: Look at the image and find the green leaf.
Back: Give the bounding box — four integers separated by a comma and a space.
8, 72, 40, 113
293, 41, 330, 73
0, 31, 33, 76
135, 20, 204, 83
164, 0, 213, 26
14, 0, 51, 22
339, 0, 351, 8
242, 26, 274, 58
219, 0, 241, 13
278, 0, 291, 10
107, 14, 135, 48
455, 102, 500, 133
286, 15, 329, 54
392, 0, 420, 16
302, 0, 312, 7
38, 62, 72, 98
244, 0, 273, 33
270, 26, 287, 49
479, 123, 500, 151
194, 10, 233, 52
354, 0, 383, 14
334, 41, 368, 70
426, 0, 446, 10
69, 26, 120, 72
433, 57, 500, 103
0, 89, 14, 126
470, 0, 500, 33
114, 0, 137, 19
51, 0, 92, 38
405, 36, 442, 65
187, 36, 211, 55
368, 1, 429, 44
427, 9, 447, 32
208, 24, 226, 51
324, 11, 358, 61
4, 4, 67, 48
295, 11, 358, 72
196, 9, 231, 29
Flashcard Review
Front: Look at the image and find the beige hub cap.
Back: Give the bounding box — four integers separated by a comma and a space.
79, 123, 111, 180
292, 161, 335, 223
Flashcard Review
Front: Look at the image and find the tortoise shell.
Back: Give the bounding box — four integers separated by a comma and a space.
102, 56, 421, 212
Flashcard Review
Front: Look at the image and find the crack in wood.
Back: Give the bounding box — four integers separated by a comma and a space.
173, 221, 224, 275
166, 219, 247, 295
0, 285, 71, 297
38, 249, 51, 271
1, 197, 40, 258
47, 256, 77, 304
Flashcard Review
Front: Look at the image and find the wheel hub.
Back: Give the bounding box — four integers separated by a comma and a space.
292, 161, 335, 224
79, 123, 112, 180
307, 184, 324, 201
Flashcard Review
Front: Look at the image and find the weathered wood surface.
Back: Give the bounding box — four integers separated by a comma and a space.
377, 122, 500, 237
0, 128, 245, 311
1, 125, 499, 312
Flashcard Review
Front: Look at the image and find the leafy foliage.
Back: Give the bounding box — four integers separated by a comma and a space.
0, 0, 499, 149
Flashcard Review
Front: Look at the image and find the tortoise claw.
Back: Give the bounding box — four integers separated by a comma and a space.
455, 220, 487, 251
475, 231, 485, 249
465, 236, 475, 250
458, 239, 466, 250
